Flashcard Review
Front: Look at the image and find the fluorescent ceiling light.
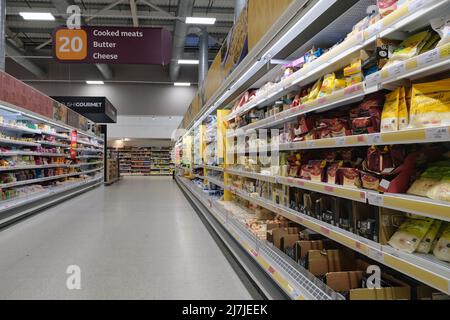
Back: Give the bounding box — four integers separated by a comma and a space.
174, 82, 191, 87
19, 12, 55, 21
86, 80, 104, 85
178, 59, 199, 65
185, 17, 216, 25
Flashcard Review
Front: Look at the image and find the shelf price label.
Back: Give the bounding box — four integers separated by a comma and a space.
368, 133, 381, 145
426, 127, 450, 140
388, 62, 406, 77
418, 49, 439, 66
368, 193, 384, 206
336, 137, 346, 146
408, 0, 427, 12
365, 72, 381, 87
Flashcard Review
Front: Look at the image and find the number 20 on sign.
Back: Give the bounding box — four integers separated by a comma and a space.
55, 29, 88, 61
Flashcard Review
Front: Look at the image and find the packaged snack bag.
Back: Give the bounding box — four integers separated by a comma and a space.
345, 73, 364, 87
381, 88, 400, 132
398, 86, 409, 130
344, 59, 362, 77
416, 220, 442, 254
410, 78, 450, 128
319, 73, 336, 97
306, 79, 323, 102
431, 15, 450, 47
433, 223, 450, 262
388, 217, 434, 253
384, 31, 430, 68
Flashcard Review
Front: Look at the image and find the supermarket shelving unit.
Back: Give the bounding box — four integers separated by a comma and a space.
119, 147, 174, 176
0, 101, 105, 228
175, 0, 450, 300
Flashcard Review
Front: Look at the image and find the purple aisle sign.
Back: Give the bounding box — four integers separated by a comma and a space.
53, 26, 172, 65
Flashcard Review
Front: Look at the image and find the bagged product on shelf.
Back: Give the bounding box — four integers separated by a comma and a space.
338, 167, 361, 189
345, 73, 364, 87
308, 160, 327, 182
360, 171, 381, 190
419, 32, 441, 55
327, 161, 343, 184
377, 0, 398, 17
398, 87, 409, 130
433, 223, 450, 262
384, 31, 431, 68
431, 15, 450, 47
376, 38, 402, 69
381, 88, 400, 132
416, 220, 443, 254
304, 79, 323, 103
388, 216, 434, 253
409, 78, 450, 128
344, 59, 362, 77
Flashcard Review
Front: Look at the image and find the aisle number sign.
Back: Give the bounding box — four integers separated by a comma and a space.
53, 26, 172, 65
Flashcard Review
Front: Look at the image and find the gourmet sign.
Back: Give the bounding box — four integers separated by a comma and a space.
53, 26, 172, 65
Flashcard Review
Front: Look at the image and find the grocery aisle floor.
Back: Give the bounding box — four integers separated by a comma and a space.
0, 177, 255, 300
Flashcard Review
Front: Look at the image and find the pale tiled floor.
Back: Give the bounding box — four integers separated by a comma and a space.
0, 177, 254, 300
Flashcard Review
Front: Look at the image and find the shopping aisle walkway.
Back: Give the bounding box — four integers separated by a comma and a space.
0, 177, 255, 300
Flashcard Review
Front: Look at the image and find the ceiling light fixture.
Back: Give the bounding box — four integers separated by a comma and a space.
185, 17, 216, 25
19, 12, 55, 21
86, 80, 105, 85
178, 59, 200, 65
174, 82, 191, 87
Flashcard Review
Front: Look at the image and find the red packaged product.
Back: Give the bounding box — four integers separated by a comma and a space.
296, 116, 315, 135
327, 161, 343, 184
300, 164, 312, 180
338, 168, 361, 188
352, 117, 379, 134
308, 160, 327, 182
360, 171, 381, 191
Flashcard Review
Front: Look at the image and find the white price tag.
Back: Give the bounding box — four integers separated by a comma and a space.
368, 133, 381, 145
368, 192, 384, 206
336, 137, 346, 146
365, 72, 381, 87
408, 0, 427, 12
306, 141, 316, 148
367, 247, 384, 263
426, 127, 450, 140
388, 62, 405, 77
418, 49, 439, 66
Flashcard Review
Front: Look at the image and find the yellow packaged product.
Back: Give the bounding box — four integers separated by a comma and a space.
384, 31, 431, 68
398, 86, 409, 130
381, 88, 400, 132
334, 78, 346, 91
416, 220, 442, 254
410, 78, 450, 128
433, 223, 450, 262
306, 78, 323, 102
319, 73, 336, 97
345, 73, 363, 87
344, 59, 362, 77
388, 216, 434, 253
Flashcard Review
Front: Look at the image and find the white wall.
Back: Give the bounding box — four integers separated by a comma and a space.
107, 115, 183, 140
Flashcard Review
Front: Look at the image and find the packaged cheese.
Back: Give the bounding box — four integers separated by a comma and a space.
416, 220, 442, 254
306, 79, 322, 102
433, 223, 450, 262
319, 73, 336, 97
384, 31, 430, 68
344, 59, 362, 77
388, 217, 434, 253
410, 78, 450, 128
398, 86, 409, 130
377, 0, 398, 17
381, 88, 400, 132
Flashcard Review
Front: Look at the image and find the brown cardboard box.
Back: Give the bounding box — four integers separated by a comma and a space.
300, 229, 323, 240
295, 240, 324, 259
307, 250, 343, 276
271, 227, 300, 249
378, 207, 405, 245
307, 249, 356, 277
326, 271, 364, 292
280, 234, 301, 252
